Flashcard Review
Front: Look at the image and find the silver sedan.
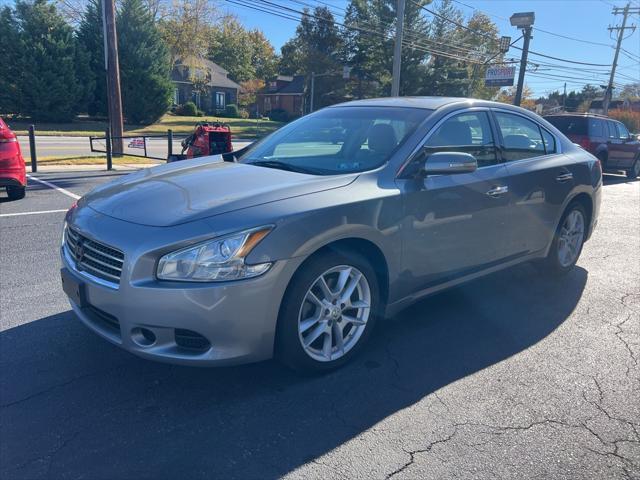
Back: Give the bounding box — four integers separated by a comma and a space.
60, 97, 602, 372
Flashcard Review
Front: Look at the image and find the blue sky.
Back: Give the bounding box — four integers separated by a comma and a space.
222, 0, 640, 97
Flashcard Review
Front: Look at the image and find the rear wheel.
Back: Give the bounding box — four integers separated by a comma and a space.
276, 250, 380, 373
540, 202, 587, 275
626, 157, 640, 179
6, 185, 25, 200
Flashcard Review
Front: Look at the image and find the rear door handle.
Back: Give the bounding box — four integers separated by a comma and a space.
486, 185, 509, 197
556, 172, 573, 182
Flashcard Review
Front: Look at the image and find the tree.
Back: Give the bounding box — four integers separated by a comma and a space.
619, 82, 640, 100
496, 85, 535, 109
117, 0, 173, 124
12, 0, 81, 121
280, 6, 344, 108
238, 79, 265, 110
76, 0, 106, 116
158, 0, 216, 68
0, 6, 21, 114
208, 15, 277, 83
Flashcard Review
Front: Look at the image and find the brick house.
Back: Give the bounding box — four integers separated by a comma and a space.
256, 75, 306, 118
171, 58, 240, 114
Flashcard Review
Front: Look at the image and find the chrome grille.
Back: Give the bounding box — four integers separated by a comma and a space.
65, 227, 124, 284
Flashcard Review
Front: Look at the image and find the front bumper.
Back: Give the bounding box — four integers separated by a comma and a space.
61, 238, 304, 367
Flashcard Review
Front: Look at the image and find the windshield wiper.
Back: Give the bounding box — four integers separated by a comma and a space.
248, 160, 315, 174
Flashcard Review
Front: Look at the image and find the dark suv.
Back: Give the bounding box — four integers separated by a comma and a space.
545, 114, 639, 179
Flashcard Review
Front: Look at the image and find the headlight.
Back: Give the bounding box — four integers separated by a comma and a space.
156, 226, 273, 282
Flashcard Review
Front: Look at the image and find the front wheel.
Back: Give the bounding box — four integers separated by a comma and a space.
626, 157, 640, 180
276, 250, 380, 373
539, 202, 587, 275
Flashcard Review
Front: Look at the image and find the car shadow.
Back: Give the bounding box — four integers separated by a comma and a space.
603, 172, 637, 185
0, 264, 587, 479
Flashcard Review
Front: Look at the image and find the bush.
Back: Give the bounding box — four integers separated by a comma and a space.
268, 108, 289, 122
176, 102, 198, 116
239, 108, 249, 119
608, 109, 640, 134
223, 104, 239, 118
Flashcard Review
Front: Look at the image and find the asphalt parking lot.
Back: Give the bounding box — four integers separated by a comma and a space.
1, 169, 639, 479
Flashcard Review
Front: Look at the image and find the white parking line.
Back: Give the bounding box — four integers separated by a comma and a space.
26, 174, 81, 200
0, 209, 68, 218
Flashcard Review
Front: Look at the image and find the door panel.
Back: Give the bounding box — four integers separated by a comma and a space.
400, 164, 512, 292
606, 121, 625, 167
505, 155, 575, 254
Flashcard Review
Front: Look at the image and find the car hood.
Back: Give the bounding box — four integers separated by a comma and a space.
82, 156, 357, 227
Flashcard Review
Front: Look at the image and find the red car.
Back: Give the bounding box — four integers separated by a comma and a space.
545, 113, 640, 179
0, 117, 26, 200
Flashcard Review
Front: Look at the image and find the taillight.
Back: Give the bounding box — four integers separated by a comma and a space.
578, 137, 591, 150
0, 130, 17, 143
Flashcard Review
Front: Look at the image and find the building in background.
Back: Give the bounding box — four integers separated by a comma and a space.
171, 58, 240, 113
256, 75, 306, 119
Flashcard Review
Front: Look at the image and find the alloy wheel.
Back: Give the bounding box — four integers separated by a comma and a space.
557, 209, 585, 267
297, 265, 371, 362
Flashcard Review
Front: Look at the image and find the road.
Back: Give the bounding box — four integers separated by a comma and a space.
1, 170, 638, 479
17, 136, 251, 160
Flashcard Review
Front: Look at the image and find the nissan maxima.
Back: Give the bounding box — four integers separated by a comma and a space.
61, 98, 602, 372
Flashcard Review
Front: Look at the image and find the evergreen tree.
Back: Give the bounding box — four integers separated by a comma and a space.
0, 6, 21, 114
280, 7, 344, 109
76, 0, 106, 116
117, 0, 172, 124
14, 0, 80, 121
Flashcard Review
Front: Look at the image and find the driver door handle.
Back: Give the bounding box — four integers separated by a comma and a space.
486, 185, 509, 197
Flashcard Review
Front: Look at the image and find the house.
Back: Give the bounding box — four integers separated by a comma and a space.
589, 98, 640, 114
171, 58, 240, 113
256, 75, 306, 118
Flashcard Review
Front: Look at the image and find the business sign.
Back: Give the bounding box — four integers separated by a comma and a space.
485, 66, 516, 87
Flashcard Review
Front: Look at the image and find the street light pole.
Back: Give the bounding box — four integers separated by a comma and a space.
391, 0, 406, 97
102, 0, 124, 154
510, 12, 535, 107
310, 72, 315, 113
514, 25, 532, 107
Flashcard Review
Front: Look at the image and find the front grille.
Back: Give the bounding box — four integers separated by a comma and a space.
65, 227, 124, 284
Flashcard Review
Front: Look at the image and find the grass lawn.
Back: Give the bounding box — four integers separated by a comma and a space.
10, 114, 284, 139
35, 155, 161, 166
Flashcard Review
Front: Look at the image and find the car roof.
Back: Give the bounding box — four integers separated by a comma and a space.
544, 113, 611, 120
330, 96, 517, 111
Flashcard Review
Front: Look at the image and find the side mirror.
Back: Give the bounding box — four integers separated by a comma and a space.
423, 151, 478, 175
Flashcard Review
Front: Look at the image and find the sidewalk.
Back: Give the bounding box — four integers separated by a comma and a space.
26, 163, 159, 173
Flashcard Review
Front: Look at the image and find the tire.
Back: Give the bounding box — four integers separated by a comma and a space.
276, 249, 380, 373
626, 157, 640, 180
539, 202, 587, 276
6, 185, 25, 200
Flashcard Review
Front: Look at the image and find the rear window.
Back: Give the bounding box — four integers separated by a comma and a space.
545, 116, 587, 136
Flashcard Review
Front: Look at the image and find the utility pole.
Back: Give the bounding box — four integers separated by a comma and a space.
102, 0, 124, 154
391, 0, 405, 97
310, 73, 315, 113
510, 12, 535, 107
603, 2, 638, 115
562, 82, 567, 111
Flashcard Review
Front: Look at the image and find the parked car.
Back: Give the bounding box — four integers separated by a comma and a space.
61, 98, 602, 372
0, 117, 26, 200
544, 113, 640, 179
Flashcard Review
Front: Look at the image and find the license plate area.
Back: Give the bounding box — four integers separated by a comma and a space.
61, 268, 86, 307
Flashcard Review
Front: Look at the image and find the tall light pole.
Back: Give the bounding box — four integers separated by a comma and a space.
510, 12, 535, 107
391, 0, 406, 97
102, 0, 124, 154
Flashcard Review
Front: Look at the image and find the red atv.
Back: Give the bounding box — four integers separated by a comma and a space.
172, 122, 233, 161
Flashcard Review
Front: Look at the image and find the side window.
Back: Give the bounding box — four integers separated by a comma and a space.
617, 122, 630, 140
589, 118, 604, 138
541, 128, 556, 154
424, 111, 498, 167
495, 112, 545, 161
607, 121, 618, 139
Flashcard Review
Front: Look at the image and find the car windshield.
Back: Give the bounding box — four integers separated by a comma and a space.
241, 106, 432, 175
